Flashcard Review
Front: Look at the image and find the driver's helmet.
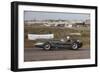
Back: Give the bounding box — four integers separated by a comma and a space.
66, 36, 70, 40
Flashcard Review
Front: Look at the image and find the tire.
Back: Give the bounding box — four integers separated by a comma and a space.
43, 43, 51, 50
71, 42, 78, 50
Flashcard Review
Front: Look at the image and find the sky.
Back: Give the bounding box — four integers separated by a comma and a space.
24, 11, 90, 21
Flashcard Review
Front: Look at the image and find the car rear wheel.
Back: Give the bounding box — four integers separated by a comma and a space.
43, 43, 51, 50
71, 42, 78, 50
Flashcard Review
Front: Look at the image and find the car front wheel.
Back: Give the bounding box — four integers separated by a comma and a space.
43, 43, 51, 50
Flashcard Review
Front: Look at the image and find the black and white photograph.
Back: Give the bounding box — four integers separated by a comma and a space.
24, 11, 90, 61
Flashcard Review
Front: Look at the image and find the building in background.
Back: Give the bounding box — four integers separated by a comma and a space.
24, 20, 90, 28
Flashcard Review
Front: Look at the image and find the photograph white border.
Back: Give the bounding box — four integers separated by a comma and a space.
18, 5, 95, 68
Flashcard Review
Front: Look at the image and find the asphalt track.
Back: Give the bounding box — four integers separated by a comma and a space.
24, 48, 90, 62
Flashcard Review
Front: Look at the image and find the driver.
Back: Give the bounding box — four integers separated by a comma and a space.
66, 36, 70, 41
